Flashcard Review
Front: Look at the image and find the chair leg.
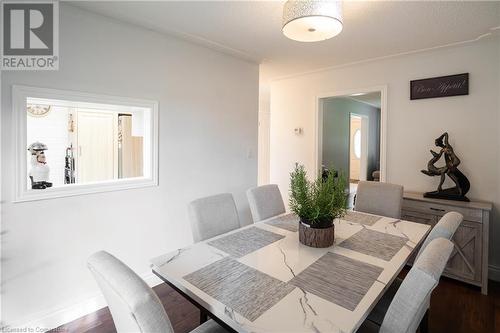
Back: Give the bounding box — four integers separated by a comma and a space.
419, 310, 429, 333
200, 309, 208, 324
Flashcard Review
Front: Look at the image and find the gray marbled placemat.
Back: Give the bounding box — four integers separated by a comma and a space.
289, 252, 383, 311
207, 227, 285, 258
342, 211, 382, 226
339, 228, 408, 261
264, 214, 299, 232
184, 257, 295, 321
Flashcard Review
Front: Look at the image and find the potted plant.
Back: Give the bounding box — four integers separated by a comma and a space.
289, 164, 347, 248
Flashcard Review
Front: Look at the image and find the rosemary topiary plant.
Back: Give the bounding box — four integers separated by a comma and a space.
289, 164, 347, 228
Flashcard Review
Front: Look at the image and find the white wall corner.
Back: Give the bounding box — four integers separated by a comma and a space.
11, 271, 163, 331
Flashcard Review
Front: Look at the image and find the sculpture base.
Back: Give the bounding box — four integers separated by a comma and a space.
424, 188, 470, 202
299, 222, 334, 248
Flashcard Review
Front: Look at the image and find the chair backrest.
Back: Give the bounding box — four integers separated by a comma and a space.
188, 193, 240, 242
380, 238, 454, 333
87, 251, 174, 333
354, 181, 404, 219
247, 184, 286, 222
416, 211, 463, 259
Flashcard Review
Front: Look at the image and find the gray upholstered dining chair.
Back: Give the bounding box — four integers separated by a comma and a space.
88, 251, 227, 333
188, 193, 240, 242
366, 212, 462, 331
358, 237, 454, 333
246, 184, 286, 222
416, 211, 462, 259
354, 181, 404, 219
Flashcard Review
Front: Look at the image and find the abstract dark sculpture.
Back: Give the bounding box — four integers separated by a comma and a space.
421, 132, 470, 202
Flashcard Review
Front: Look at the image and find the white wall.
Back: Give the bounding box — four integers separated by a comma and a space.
1, 4, 258, 327
270, 37, 500, 276
258, 81, 271, 185
258, 110, 271, 185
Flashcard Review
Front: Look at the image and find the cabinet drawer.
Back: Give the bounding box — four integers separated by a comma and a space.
402, 199, 482, 222
402, 209, 438, 226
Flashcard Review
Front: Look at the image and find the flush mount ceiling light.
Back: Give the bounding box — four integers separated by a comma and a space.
282, 0, 343, 42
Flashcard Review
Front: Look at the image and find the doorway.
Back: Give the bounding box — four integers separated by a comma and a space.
317, 89, 384, 206
76, 111, 118, 183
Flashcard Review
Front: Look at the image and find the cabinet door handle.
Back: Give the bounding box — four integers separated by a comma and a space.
430, 207, 445, 212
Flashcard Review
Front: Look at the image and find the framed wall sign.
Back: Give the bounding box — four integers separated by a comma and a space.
410, 73, 469, 100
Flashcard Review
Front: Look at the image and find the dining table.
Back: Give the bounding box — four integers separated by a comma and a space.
151, 210, 431, 333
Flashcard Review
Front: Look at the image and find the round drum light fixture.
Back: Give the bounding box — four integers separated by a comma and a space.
282, 1, 343, 42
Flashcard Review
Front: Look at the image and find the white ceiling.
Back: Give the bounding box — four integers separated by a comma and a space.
72, 1, 500, 80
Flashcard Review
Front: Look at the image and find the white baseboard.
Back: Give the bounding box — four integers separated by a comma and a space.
8, 271, 163, 331
489, 264, 500, 282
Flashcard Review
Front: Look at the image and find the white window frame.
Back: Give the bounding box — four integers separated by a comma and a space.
13, 85, 159, 202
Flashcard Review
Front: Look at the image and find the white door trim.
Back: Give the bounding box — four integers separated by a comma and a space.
359, 114, 369, 181
314, 85, 387, 182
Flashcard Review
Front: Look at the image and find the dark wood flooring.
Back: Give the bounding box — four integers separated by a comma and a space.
52, 274, 500, 333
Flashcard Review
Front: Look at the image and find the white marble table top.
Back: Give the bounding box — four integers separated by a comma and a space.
151, 211, 430, 333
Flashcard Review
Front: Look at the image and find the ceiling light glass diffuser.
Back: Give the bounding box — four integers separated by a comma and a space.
282, 0, 343, 42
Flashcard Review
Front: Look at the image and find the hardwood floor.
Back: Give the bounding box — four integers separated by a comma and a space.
52, 275, 500, 333
430, 277, 500, 333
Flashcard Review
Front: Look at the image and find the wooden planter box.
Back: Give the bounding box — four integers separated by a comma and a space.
299, 222, 335, 248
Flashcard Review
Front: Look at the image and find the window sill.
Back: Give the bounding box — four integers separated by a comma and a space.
14, 177, 158, 202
